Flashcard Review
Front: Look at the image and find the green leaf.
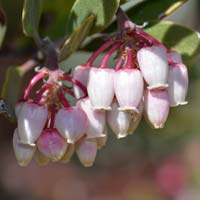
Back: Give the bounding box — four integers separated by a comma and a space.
67, 0, 120, 35
127, 0, 187, 23
0, 7, 7, 47
144, 21, 200, 66
1, 60, 36, 107
59, 14, 95, 62
42, 0, 76, 39
22, 0, 43, 37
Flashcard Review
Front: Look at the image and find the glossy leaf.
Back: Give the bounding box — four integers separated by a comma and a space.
0, 7, 6, 47
144, 21, 200, 66
127, 0, 188, 23
42, 0, 75, 39
1, 60, 36, 107
66, 0, 120, 35
59, 14, 95, 62
22, 0, 43, 37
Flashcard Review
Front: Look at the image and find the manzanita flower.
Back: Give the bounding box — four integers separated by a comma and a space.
37, 128, 68, 161
17, 102, 48, 145
87, 67, 115, 110
34, 150, 50, 166
96, 127, 108, 149
114, 68, 144, 112
12, 8, 189, 168
144, 89, 170, 128
60, 144, 75, 163
72, 65, 90, 99
168, 63, 188, 107
167, 50, 183, 63
76, 139, 97, 167
107, 100, 131, 138
55, 106, 88, 144
15, 101, 24, 118
128, 101, 144, 134
13, 129, 36, 167
76, 97, 106, 139
137, 45, 169, 89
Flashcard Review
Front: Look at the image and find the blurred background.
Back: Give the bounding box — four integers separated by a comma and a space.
0, 0, 200, 199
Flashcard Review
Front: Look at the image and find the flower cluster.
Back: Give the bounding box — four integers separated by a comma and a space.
13, 24, 188, 167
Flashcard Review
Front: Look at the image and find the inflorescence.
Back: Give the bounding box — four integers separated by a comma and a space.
13, 18, 188, 167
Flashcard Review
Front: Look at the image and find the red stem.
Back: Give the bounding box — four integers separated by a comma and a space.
61, 74, 87, 97
124, 48, 133, 69
34, 83, 53, 104
115, 56, 123, 70
62, 85, 75, 98
86, 40, 113, 66
100, 42, 123, 68
135, 28, 161, 46
23, 72, 48, 100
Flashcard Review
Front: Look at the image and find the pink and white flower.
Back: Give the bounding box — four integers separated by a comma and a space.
72, 65, 90, 99
168, 63, 188, 106
13, 129, 36, 167
37, 128, 68, 161
137, 45, 169, 89
114, 68, 144, 112
76, 139, 97, 167
17, 102, 48, 145
55, 106, 88, 144
144, 89, 170, 128
76, 98, 106, 139
87, 68, 115, 110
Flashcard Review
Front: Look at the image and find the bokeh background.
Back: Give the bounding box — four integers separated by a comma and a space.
0, 0, 200, 199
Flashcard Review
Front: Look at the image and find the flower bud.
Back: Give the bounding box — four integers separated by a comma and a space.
37, 128, 68, 161
60, 144, 75, 163
13, 129, 36, 167
128, 102, 143, 134
96, 127, 108, 149
168, 64, 188, 107
144, 89, 170, 129
55, 107, 88, 144
15, 102, 24, 118
76, 98, 106, 139
17, 102, 48, 145
167, 50, 182, 63
87, 67, 114, 110
72, 65, 90, 99
137, 45, 168, 89
107, 101, 131, 138
34, 150, 50, 166
76, 139, 97, 167
114, 68, 144, 112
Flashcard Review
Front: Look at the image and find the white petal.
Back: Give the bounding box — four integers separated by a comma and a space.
114, 68, 144, 111
76, 139, 97, 167
37, 128, 68, 161
55, 107, 88, 144
76, 98, 106, 139
13, 129, 36, 167
96, 127, 108, 149
107, 101, 131, 138
168, 64, 188, 107
87, 68, 114, 110
72, 65, 90, 99
60, 144, 75, 163
128, 102, 143, 134
17, 102, 48, 145
137, 45, 169, 89
144, 89, 170, 129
